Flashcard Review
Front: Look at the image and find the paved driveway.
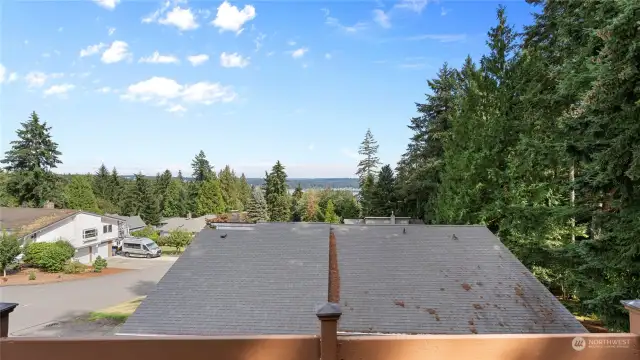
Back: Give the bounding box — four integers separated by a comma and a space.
0, 257, 175, 336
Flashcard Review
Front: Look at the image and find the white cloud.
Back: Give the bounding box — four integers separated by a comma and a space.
25, 71, 63, 88
167, 104, 187, 113
323, 9, 367, 33
122, 76, 237, 106
220, 52, 249, 68
101, 41, 131, 63
325, 53, 332, 60
342, 148, 360, 160
372, 9, 391, 28
44, 84, 75, 97
394, 0, 428, 13
187, 54, 209, 66
139, 51, 180, 64
8, 72, 18, 83
96, 86, 112, 93
254, 33, 266, 52
211, 0, 256, 34
80, 43, 106, 57
108, 27, 116, 36
159, 6, 199, 31
287, 40, 297, 46
94, 0, 120, 10
291, 47, 308, 59
0, 64, 5, 84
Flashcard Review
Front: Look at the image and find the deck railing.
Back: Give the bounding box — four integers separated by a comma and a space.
1, 300, 639, 360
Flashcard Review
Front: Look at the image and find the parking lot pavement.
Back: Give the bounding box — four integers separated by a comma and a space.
2, 257, 175, 336
108, 255, 177, 270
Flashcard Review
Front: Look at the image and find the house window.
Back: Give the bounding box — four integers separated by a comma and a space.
83, 228, 98, 240
103, 224, 113, 233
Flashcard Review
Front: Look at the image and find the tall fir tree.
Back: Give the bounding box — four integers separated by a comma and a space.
359, 173, 376, 217
324, 199, 339, 224
195, 177, 226, 216
237, 173, 252, 209
219, 165, 241, 211
162, 179, 187, 217
246, 186, 268, 223
135, 173, 161, 225
93, 164, 111, 200
371, 165, 397, 216
355, 129, 381, 186
264, 161, 291, 222
64, 175, 100, 213
191, 150, 214, 182
1, 112, 63, 206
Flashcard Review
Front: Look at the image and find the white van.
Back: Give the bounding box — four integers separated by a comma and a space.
120, 237, 162, 258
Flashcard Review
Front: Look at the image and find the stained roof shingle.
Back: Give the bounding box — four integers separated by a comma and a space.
0, 207, 78, 237
333, 225, 587, 335
120, 223, 330, 336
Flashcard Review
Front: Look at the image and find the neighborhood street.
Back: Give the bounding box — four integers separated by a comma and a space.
0, 257, 175, 336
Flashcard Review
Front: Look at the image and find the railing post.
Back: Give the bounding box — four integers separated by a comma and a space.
316, 302, 342, 360
621, 300, 640, 334
0, 303, 18, 338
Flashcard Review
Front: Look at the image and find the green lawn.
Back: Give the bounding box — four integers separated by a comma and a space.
88, 297, 145, 323
161, 246, 183, 256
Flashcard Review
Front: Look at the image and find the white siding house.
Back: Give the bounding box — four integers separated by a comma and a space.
18, 211, 129, 265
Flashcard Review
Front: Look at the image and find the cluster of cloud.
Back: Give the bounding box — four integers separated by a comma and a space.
121, 76, 237, 113
0, 64, 18, 84
80, 41, 131, 64
140, 0, 255, 34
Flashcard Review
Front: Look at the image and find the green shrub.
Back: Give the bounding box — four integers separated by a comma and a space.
23, 242, 50, 265
23, 241, 75, 272
131, 226, 160, 241
93, 256, 108, 273
62, 260, 87, 274
54, 240, 75, 259
38, 246, 72, 272
28, 271, 36, 281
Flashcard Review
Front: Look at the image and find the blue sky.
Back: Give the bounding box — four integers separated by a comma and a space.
0, 0, 536, 178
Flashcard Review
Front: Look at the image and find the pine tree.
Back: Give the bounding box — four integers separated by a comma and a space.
64, 175, 100, 213
110, 167, 123, 206
1, 111, 63, 206
371, 165, 396, 216
155, 169, 173, 212
195, 177, 225, 216
191, 150, 214, 182
219, 165, 241, 211
237, 173, 252, 209
162, 179, 187, 218
135, 173, 161, 225
359, 173, 376, 217
324, 199, 339, 224
118, 180, 138, 216
290, 183, 304, 222
355, 129, 381, 186
177, 170, 185, 182
246, 186, 268, 223
264, 161, 291, 221
93, 164, 111, 200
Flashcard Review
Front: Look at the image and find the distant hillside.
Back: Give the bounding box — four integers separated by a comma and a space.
119, 175, 359, 190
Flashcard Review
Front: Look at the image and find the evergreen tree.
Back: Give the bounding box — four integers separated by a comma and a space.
359, 173, 376, 217
324, 199, 339, 224
1, 112, 63, 206
191, 150, 213, 182
237, 173, 252, 209
264, 161, 291, 221
162, 179, 187, 217
290, 183, 304, 222
93, 164, 111, 200
219, 165, 241, 211
371, 165, 396, 216
109, 167, 123, 206
0, 170, 18, 207
135, 173, 161, 225
195, 177, 225, 216
155, 169, 173, 212
64, 175, 100, 213
303, 190, 319, 222
246, 186, 268, 223
118, 180, 138, 216
355, 129, 381, 186
177, 170, 185, 182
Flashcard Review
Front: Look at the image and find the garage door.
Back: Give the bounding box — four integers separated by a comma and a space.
97, 242, 109, 259
75, 247, 91, 264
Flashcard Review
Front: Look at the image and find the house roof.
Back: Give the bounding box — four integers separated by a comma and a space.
121, 223, 585, 336
333, 225, 587, 335
0, 207, 78, 237
120, 223, 330, 336
156, 215, 214, 233
106, 214, 146, 229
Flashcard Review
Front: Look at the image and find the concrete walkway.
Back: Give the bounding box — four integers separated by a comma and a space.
0, 257, 175, 335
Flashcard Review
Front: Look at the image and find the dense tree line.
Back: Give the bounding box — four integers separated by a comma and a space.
358, 1, 639, 331
0, 112, 362, 227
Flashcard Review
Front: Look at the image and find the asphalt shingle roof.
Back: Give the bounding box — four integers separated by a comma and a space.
0, 207, 78, 237
120, 223, 330, 336
333, 225, 587, 335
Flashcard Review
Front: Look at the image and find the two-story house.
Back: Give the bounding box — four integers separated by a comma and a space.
0, 207, 131, 264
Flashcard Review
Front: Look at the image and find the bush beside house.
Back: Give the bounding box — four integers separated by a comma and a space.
24, 240, 76, 273
0, 231, 21, 277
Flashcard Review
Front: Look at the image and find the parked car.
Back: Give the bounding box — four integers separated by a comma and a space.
118, 237, 162, 258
